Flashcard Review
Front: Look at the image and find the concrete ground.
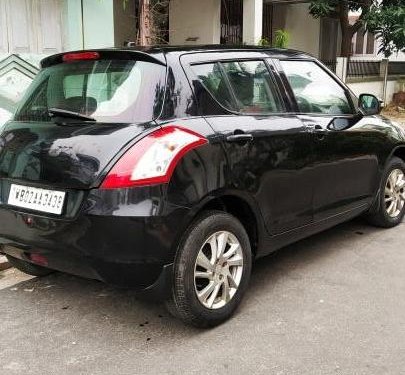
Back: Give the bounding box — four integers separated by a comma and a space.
0, 218, 404, 375
383, 108, 405, 127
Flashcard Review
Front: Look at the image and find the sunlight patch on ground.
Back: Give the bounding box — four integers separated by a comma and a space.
0, 268, 35, 291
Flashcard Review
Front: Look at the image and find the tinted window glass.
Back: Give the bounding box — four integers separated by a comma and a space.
191, 63, 237, 111
191, 60, 283, 114
15, 60, 166, 123
280, 60, 353, 115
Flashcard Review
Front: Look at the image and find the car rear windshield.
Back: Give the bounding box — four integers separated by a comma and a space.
14, 59, 166, 123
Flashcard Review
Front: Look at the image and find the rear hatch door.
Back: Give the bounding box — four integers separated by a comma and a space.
0, 50, 167, 190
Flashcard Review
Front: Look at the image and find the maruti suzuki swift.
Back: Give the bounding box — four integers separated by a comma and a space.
1, 46, 405, 327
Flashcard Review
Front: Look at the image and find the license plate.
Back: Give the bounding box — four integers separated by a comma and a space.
8, 184, 66, 215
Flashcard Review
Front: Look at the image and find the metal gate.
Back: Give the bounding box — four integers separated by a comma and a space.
220, 0, 243, 44
262, 2, 273, 43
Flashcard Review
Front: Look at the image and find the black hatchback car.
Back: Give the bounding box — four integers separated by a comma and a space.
1, 46, 405, 327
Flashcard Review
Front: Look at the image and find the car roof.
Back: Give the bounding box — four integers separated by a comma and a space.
41, 45, 313, 68
120, 45, 313, 59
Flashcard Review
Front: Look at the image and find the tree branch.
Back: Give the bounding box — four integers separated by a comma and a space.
349, 0, 373, 36
350, 19, 364, 35
339, 1, 350, 29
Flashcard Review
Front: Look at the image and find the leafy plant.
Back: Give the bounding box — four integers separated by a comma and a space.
365, 2, 405, 57
309, 0, 373, 57
258, 30, 290, 48
258, 38, 271, 47
308, 0, 405, 57
273, 29, 290, 49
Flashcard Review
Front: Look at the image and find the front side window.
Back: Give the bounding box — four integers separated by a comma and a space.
14, 60, 166, 123
280, 60, 353, 115
191, 60, 284, 114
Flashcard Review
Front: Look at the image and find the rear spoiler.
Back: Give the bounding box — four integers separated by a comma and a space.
41, 49, 167, 68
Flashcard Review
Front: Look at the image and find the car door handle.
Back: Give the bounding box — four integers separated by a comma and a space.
306, 124, 326, 140
306, 124, 324, 132
225, 134, 254, 143
314, 125, 326, 140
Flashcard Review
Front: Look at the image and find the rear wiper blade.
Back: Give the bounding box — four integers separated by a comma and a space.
48, 108, 96, 122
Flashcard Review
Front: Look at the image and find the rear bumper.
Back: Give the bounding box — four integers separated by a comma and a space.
2, 241, 174, 298
0, 188, 191, 297
1, 242, 171, 289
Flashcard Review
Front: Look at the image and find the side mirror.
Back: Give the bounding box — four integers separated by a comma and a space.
359, 93, 381, 115
327, 113, 363, 131
327, 117, 351, 131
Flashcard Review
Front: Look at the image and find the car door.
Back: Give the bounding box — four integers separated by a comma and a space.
182, 53, 315, 236
279, 59, 381, 221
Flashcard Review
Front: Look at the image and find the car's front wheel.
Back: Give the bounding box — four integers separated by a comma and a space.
166, 211, 252, 328
367, 156, 405, 228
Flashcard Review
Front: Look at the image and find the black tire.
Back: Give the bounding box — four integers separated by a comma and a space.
165, 210, 252, 328
367, 157, 405, 228
6, 255, 53, 277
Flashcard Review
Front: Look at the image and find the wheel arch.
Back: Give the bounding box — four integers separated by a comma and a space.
367, 146, 405, 214
188, 193, 263, 257
391, 146, 405, 164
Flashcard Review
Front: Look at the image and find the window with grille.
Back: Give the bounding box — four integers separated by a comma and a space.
220, 0, 243, 45
352, 28, 376, 56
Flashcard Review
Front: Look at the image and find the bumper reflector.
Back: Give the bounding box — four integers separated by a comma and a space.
29, 253, 48, 267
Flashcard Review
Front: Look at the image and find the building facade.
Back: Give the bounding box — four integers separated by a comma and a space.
169, 0, 325, 59
0, 0, 403, 126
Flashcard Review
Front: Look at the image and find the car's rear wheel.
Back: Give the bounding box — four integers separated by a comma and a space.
367, 157, 405, 228
166, 211, 252, 328
6, 255, 53, 277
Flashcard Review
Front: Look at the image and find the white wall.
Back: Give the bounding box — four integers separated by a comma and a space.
350, 46, 405, 62
350, 53, 405, 62
243, 0, 263, 45
82, 0, 115, 49
387, 52, 405, 62
169, 0, 221, 45
62, 0, 83, 50
348, 79, 401, 103
62, 0, 135, 50
284, 3, 320, 57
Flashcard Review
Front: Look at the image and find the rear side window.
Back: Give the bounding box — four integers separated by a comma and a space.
280, 60, 353, 115
191, 60, 284, 114
14, 60, 166, 123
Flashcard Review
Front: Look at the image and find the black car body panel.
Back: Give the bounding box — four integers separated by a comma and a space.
0, 121, 158, 190
1, 46, 405, 296
205, 114, 314, 235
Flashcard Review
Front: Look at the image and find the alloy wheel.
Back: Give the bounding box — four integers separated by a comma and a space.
384, 168, 405, 218
194, 231, 244, 310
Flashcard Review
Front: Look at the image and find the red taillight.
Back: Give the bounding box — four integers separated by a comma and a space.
101, 126, 207, 189
62, 51, 100, 62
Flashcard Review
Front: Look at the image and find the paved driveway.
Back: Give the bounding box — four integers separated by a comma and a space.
1, 218, 404, 375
